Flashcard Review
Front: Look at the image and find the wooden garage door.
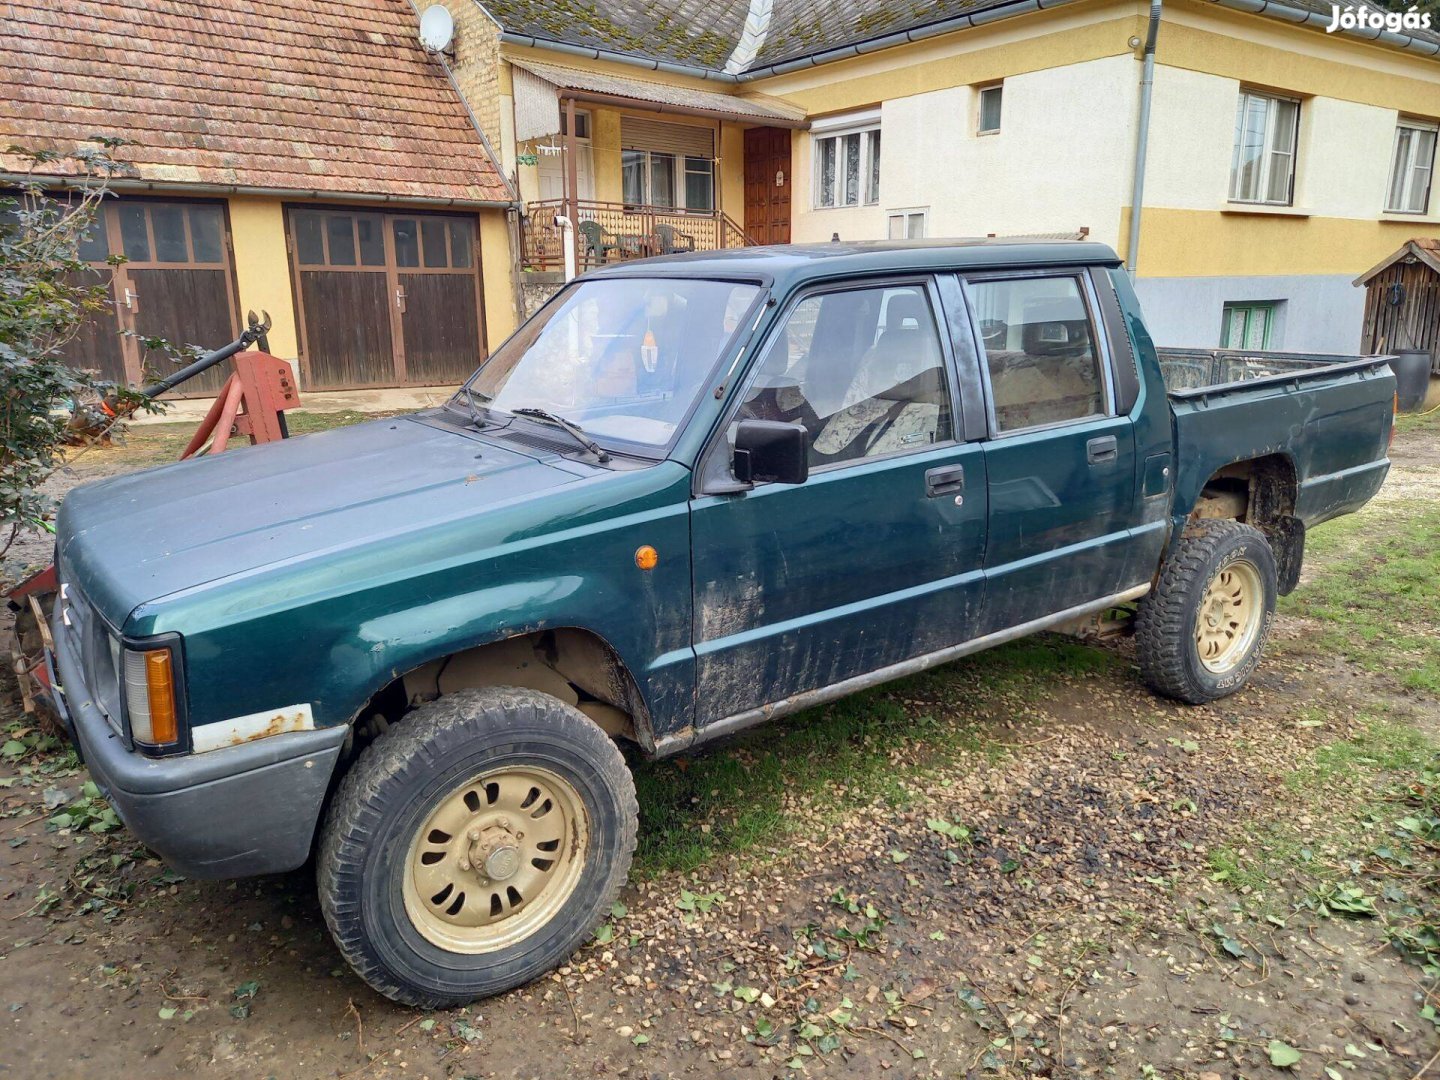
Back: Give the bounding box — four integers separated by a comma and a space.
54, 198, 238, 395
289, 208, 486, 390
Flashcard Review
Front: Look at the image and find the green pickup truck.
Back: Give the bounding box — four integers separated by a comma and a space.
45, 240, 1393, 1006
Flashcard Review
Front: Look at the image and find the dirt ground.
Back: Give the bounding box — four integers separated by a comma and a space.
1, 414, 1437, 1080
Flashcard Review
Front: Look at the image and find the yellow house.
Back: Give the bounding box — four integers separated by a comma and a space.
1, 0, 519, 394
9, 0, 1439, 379
434, 0, 1440, 352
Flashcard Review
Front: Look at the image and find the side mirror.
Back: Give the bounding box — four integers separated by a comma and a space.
732, 420, 808, 486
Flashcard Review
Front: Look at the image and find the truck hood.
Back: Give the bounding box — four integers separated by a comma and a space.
56, 415, 586, 626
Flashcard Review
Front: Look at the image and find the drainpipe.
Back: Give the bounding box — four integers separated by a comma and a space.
555, 215, 578, 281
1127, 0, 1162, 277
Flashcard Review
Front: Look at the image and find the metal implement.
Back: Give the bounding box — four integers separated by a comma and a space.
7, 309, 300, 718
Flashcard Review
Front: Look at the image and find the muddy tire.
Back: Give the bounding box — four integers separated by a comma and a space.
317, 687, 637, 1007
1136, 520, 1277, 705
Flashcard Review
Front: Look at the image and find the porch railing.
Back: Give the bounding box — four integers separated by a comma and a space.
521, 199, 753, 273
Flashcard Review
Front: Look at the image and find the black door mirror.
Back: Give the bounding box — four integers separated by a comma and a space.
732, 420, 809, 486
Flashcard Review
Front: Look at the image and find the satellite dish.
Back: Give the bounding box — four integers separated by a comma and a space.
418, 5, 455, 52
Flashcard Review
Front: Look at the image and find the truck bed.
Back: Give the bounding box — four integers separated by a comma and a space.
1157, 348, 1389, 396
1157, 347, 1395, 534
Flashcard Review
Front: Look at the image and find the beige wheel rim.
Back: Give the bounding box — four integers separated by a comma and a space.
1194, 558, 1264, 675
403, 766, 587, 954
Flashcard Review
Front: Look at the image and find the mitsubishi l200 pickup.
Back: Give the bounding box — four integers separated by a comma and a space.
44, 240, 1394, 1006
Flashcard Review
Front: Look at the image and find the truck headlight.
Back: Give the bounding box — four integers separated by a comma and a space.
123, 646, 180, 748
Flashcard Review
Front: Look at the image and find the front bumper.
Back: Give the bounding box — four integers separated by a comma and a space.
49, 606, 346, 879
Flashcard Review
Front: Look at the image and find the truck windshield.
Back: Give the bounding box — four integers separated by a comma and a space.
462, 277, 762, 451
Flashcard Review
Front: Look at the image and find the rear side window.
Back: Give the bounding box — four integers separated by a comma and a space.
972, 275, 1107, 433
737, 283, 953, 467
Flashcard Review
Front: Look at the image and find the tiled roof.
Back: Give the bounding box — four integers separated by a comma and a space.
0, 0, 512, 204
483, 0, 755, 70
491, 0, 1440, 73
511, 59, 806, 122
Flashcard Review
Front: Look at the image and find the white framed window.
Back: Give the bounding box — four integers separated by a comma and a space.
978, 84, 1003, 134
812, 110, 881, 209
1229, 89, 1300, 205
621, 150, 714, 211
1387, 118, 1437, 214
887, 208, 928, 239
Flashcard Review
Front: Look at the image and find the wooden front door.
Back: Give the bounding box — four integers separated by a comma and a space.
743, 127, 793, 245
56, 198, 239, 395
289, 208, 486, 390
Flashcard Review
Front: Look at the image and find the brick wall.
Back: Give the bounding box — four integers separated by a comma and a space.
432, 0, 505, 149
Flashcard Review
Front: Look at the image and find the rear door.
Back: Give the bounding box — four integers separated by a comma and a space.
960, 268, 1138, 632
689, 276, 987, 726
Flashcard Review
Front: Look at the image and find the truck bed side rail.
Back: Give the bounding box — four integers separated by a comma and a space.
1158, 348, 1394, 398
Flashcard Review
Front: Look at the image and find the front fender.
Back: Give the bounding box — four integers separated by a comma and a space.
136, 464, 697, 745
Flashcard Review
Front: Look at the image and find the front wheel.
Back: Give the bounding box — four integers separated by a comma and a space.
318, 687, 637, 1007
1136, 519, 1277, 705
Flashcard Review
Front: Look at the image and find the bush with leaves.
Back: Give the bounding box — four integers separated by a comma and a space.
0, 139, 152, 559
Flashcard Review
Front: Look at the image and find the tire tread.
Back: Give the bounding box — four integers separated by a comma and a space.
317, 687, 637, 1008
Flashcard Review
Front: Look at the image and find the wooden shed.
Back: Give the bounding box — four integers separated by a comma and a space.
1355, 238, 1440, 373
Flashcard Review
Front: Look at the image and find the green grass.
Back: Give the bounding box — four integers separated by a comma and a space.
70, 409, 401, 476
1278, 497, 1440, 693
628, 636, 1121, 878
1393, 402, 1440, 437
1207, 715, 1437, 906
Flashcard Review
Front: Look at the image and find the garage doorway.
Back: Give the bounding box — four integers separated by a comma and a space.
56, 197, 239, 396
287, 207, 487, 390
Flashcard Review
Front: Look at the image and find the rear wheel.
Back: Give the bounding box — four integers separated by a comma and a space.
1137, 520, 1277, 704
318, 687, 637, 1007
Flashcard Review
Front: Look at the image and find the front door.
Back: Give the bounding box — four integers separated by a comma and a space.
963, 270, 1137, 633
690, 278, 987, 726
288, 208, 486, 389
743, 127, 792, 245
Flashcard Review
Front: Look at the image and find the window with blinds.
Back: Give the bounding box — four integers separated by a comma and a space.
620, 118, 716, 211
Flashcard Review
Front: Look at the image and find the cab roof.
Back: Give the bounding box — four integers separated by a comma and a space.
585, 238, 1124, 293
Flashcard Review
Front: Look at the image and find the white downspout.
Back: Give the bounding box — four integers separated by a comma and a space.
1127, 0, 1162, 277
555, 215, 578, 281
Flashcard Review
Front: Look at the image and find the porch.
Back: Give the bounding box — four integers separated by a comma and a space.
509, 57, 805, 277
520, 199, 751, 272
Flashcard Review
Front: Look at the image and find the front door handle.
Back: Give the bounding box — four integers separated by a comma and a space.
1087, 435, 1118, 465
925, 463, 965, 497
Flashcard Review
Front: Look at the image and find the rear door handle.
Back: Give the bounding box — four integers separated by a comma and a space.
1087, 435, 1118, 465
925, 463, 965, 497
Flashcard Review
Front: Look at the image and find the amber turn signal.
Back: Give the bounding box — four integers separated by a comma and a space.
144, 650, 179, 745
124, 646, 180, 747
634, 545, 658, 571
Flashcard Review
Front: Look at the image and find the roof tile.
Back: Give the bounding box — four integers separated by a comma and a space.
0, 0, 512, 203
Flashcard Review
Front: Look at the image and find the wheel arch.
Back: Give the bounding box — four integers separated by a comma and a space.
1174, 452, 1304, 594
345, 626, 658, 755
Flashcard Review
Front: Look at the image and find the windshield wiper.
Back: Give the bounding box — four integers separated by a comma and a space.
512, 407, 611, 464
456, 385, 495, 428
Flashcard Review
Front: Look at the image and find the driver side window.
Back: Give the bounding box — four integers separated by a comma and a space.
736, 283, 953, 468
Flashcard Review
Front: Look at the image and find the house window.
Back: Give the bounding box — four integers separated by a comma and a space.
1387, 118, 1437, 214
813, 114, 881, 208
1230, 90, 1299, 205
887, 208, 928, 239
978, 84, 1003, 134
559, 109, 591, 139
1220, 301, 1278, 349
618, 118, 716, 211
622, 150, 714, 211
